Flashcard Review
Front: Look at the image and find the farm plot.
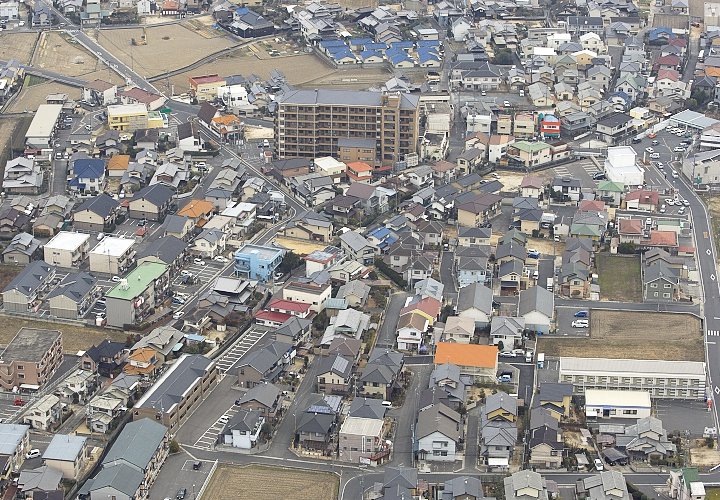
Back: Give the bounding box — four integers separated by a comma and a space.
7, 82, 81, 113
538, 310, 703, 361
0, 32, 38, 64
96, 24, 233, 77
33, 32, 123, 84
200, 465, 338, 500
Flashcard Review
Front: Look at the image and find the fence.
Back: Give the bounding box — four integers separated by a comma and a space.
195, 459, 219, 500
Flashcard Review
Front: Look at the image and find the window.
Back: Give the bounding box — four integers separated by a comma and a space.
623, 409, 638, 415
664, 284, 672, 288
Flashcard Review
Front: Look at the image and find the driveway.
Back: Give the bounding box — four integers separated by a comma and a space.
375, 292, 409, 349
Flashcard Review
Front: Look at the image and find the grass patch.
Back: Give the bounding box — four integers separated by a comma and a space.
596, 253, 642, 301
706, 489, 720, 500
24, 75, 47, 87
0, 317, 128, 353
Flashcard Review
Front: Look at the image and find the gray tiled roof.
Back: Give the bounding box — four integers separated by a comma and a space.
457, 283, 492, 314
102, 418, 166, 470
518, 286, 554, 318
3, 260, 53, 296
46, 272, 96, 303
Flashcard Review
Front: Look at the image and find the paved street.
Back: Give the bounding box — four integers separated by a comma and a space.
375, 292, 409, 349
439, 251, 457, 304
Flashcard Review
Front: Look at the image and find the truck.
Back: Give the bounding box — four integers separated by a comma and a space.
546, 277, 553, 292
537, 353, 545, 369
525, 350, 533, 363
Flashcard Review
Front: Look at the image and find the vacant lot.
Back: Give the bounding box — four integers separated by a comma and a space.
539, 310, 703, 361
690, 439, 720, 466
596, 253, 642, 301
0, 117, 25, 173
33, 32, 123, 84
0, 32, 37, 64
273, 236, 326, 256
7, 81, 81, 113
201, 465, 338, 500
96, 24, 233, 77
169, 49, 391, 93
180, 15, 228, 39
0, 317, 126, 352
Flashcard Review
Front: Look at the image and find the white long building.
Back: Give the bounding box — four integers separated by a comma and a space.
559, 357, 706, 400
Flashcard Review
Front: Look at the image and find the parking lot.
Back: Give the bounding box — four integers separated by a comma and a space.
172, 259, 226, 292
554, 306, 591, 337
193, 404, 238, 450
215, 327, 269, 374
632, 127, 694, 188
113, 218, 162, 239
149, 452, 213, 500
553, 158, 602, 184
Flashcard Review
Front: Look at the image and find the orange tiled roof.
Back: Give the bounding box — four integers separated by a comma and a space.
647, 230, 678, 247
178, 199, 214, 218
212, 115, 241, 125
618, 218, 643, 235
107, 155, 130, 170
434, 343, 498, 368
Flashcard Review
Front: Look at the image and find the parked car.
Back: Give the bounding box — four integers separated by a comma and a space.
594, 458, 605, 471
651, 140, 659, 145
683, 199, 690, 206
172, 297, 185, 305
138, 219, 146, 227
111, 276, 121, 282
574, 310, 589, 318
673, 146, 686, 153
180, 270, 192, 277
645, 147, 654, 153
192, 461, 202, 470
26, 449, 41, 459
592, 172, 606, 180
214, 256, 228, 263
13, 399, 25, 406
571, 319, 589, 328
503, 100, 511, 107
193, 258, 205, 266
273, 271, 285, 281
650, 153, 660, 159
481, 90, 487, 96
176, 488, 187, 500
499, 351, 517, 358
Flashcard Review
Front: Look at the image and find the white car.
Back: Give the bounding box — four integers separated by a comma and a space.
645, 147, 654, 153
499, 351, 517, 358
26, 449, 41, 460
111, 276, 121, 282
673, 146, 686, 153
195, 161, 207, 169
650, 152, 661, 159
503, 100, 511, 107
213, 256, 228, 263
572, 319, 589, 328
594, 458, 605, 471
193, 258, 205, 266
84, 124, 92, 131
172, 311, 184, 319
656, 162, 664, 169
683, 199, 690, 206
481, 90, 487, 96
672, 171, 679, 178
180, 270, 192, 277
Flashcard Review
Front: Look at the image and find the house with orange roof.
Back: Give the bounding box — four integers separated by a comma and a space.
210, 114, 243, 142
618, 218, 644, 244
177, 199, 215, 228
432, 160, 457, 183
107, 154, 130, 178
346, 162, 373, 183
434, 342, 498, 381
624, 189, 659, 211
189, 74, 226, 102
642, 230, 678, 250
123, 347, 159, 377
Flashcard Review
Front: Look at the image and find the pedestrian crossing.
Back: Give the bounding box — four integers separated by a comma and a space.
708, 330, 720, 337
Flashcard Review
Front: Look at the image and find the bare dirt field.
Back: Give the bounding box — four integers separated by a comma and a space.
0, 32, 38, 64
201, 465, 338, 500
539, 310, 703, 361
96, 24, 234, 77
0, 117, 24, 167
33, 32, 124, 84
0, 316, 126, 352
495, 172, 526, 192
273, 236, 326, 255
169, 49, 392, 93
563, 431, 591, 450
7, 81, 81, 113
180, 15, 227, 39
690, 439, 720, 466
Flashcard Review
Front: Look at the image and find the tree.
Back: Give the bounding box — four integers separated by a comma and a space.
493, 48, 514, 65
687, 98, 699, 110
617, 242, 636, 254
169, 439, 180, 453
278, 251, 301, 274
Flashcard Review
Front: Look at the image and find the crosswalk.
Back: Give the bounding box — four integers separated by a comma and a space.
708, 330, 720, 337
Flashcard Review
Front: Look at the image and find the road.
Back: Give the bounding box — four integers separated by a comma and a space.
375, 292, 409, 349
439, 250, 457, 304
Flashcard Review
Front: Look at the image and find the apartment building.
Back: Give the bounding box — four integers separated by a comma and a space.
104, 262, 169, 328
43, 231, 90, 269
559, 357, 706, 400
107, 104, 164, 132
0, 328, 64, 391
275, 88, 420, 165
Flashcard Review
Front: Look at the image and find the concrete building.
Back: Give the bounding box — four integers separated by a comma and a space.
338, 416, 386, 463
107, 103, 163, 132
43, 231, 90, 269
88, 237, 136, 275
234, 243, 285, 282
275, 88, 420, 166
0, 424, 30, 482
281, 280, 331, 313
584, 389, 652, 419
0, 328, 63, 391
604, 146, 644, 187
559, 357, 706, 400
133, 354, 218, 431
104, 262, 169, 328
42, 434, 88, 480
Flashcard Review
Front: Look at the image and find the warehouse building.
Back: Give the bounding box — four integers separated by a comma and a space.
559, 357, 706, 400
89, 237, 136, 275
25, 104, 63, 148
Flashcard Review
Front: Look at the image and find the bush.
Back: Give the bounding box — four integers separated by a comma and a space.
618, 242, 636, 254
169, 439, 180, 453
374, 258, 407, 288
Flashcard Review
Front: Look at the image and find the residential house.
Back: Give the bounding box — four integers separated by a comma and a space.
236, 342, 291, 388
359, 348, 404, 400
434, 342, 498, 382
316, 354, 354, 395
416, 402, 464, 462
517, 286, 553, 334
456, 283, 493, 327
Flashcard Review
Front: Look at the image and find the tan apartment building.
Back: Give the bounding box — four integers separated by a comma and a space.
43, 231, 90, 269
0, 328, 64, 391
189, 74, 226, 102
275, 89, 420, 166
339, 416, 387, 463
513, 113, 536, 139
133, 354, 218, 431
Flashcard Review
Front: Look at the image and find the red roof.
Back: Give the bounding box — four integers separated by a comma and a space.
578, 200, 606, 212
657, 69, 680, 82
678, 245, 695, 254
646, 230, 678, 247
256, 310, 292, 324
189, 74, 224, 86
400, 296, 442, 319
656, 55, 680, 65
520, 175, 544, 189
618, 218, 643, 235
268, 298, 311, 314
625, 189, 659, 206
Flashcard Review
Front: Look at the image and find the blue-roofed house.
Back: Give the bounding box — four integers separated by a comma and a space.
648, 27, 675, 45
418, 48, 441, 67
69, 158, 105, 194
349, 38, 373, 50
387, 48, 415, 68
364, 42, 387, 51
329, 47, 357, 65
389, 40, 414, 51
608, 91, 633, 111
418, 39, 441, 48
319, 39, 347, 54
367, 226, 398, 253
360, 50, 384, 63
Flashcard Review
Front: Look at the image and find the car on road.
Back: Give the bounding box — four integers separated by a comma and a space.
26, 449, 41, 459
111, 276, 121, 282
193, 258, 205, 266
481, 90, 486, 96
273, 271, 285, 281
594, 458, 605, 471
172, 311, 184, 319
176, 488, 187, 500
499, 351, 517, 357
656, 162, 664, 169
672, 170, 679, 178
683, 199, 690, 206
645, 147, 654, 153
213, 256, 228, 263
571, 319, 589, 328
574, 310, 589, 318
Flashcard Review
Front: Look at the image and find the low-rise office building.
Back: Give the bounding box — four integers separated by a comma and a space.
43, 231, 90, 269
105, 262, 169, 328
584, 389, 652, 420
0, 328, 63, 391
89, 237, 136, 275
133, 354, 218, 431
559, 357, 706, 400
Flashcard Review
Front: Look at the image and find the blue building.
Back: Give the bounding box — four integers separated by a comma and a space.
234, 243, 285, 282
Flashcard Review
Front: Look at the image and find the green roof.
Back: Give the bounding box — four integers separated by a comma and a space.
106, 262, 168, 300
683, 467, 700, 484
598, 180, 624, 192
514, 141, 550, 153
570, 223, 602, 236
